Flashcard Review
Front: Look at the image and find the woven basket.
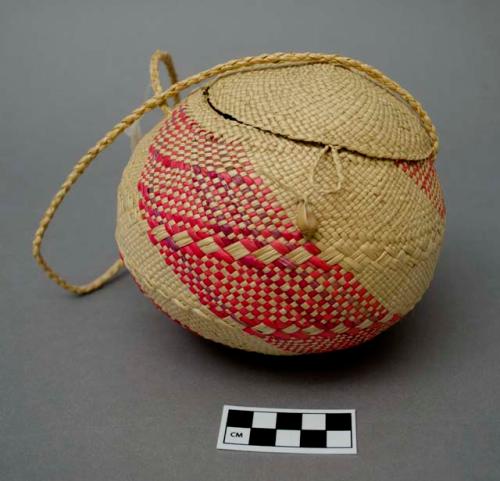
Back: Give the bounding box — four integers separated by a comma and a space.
33, 52, 445, 355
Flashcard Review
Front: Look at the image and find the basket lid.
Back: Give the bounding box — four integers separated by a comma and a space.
206, 63, 433, 160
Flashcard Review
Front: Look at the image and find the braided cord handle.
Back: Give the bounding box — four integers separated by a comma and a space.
33, 51, 438, 295
149, 50, 180, 114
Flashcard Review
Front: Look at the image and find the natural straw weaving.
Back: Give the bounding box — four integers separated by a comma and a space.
33, 52, 445, 355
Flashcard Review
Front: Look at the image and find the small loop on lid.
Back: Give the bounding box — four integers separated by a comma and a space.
256, 145, 345, 239
311, 145, 344, 194
295, 145, 344, 238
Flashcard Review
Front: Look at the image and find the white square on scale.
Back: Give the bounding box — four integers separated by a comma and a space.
276, 429, 301, 447
327, 430, 351, 448
252, 411, 277, 429
302, 413, 326, 430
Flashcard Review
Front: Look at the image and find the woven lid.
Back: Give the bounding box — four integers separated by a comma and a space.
207, 63, 433, 160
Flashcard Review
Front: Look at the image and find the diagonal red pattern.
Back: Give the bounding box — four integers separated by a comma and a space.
136, 106, 398, 353
397, 158, 446, 218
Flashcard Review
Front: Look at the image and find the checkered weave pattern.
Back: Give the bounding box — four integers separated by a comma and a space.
115, 58, 445, 355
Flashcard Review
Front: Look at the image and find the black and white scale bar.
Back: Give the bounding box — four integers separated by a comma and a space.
217, 405, 356, 454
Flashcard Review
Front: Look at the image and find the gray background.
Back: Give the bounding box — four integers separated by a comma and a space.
1, 0, 499, 479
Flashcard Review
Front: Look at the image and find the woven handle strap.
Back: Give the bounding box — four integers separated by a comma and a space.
33, 51, 439, 295
149, 50, 180, 114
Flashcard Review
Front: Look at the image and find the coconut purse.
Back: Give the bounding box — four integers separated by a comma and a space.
33, 51, 445, 355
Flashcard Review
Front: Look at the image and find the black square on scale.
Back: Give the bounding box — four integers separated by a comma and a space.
326, 413, 352, 431
227, 409, 253, 428
300, 430, 327, 448
276, 412, 302, 430
249, 428, 277, 446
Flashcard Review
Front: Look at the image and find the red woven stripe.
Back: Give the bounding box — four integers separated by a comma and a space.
137, 106, 399, 353
266, 314, 400, 353
397, 158, 446, 218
